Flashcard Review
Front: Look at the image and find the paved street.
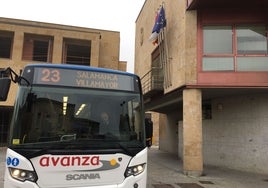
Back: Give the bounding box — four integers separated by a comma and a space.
1, 147, 268, 188
147, 147, 268, 188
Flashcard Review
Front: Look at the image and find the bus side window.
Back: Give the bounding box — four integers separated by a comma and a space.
120, 114, 130, 132
21, 113, 34, 143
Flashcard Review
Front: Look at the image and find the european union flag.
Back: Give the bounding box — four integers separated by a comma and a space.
152, 6, 166, 34
149, 6, 167, 44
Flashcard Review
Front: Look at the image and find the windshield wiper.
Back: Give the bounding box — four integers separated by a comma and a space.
23, 140, 76, 158
15, 139, 137, 158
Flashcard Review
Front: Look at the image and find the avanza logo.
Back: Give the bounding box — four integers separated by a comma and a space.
39, 156, 100, 167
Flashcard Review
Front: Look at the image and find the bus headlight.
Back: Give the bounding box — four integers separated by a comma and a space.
8, 167, 37, 182
125, 163, 146, 177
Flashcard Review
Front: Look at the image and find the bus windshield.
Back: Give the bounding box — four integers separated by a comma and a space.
9, 85, 145, 154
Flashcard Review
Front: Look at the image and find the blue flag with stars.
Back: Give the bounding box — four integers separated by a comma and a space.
152, 6, 166, 34
149, 6, 167, 44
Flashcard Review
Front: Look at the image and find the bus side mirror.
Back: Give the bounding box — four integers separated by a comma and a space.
0, 78, 11, 101
145, 118, 153, 147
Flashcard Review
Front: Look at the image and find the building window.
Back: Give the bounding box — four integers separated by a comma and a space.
202, 25, 268, 71
203, 26, 233, 54
237, 26, 267, 54
22, 33, 53, 62
62, 38, 91, 66
0, 31, 14, 59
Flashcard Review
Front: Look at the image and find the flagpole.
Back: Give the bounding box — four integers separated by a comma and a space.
164, 26, 172, 87
149, 4, 171, 88
158, 29, 167, 88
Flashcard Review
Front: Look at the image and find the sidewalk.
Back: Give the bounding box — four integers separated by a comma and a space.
1, 147, 268, 188
147, 146, 268, 188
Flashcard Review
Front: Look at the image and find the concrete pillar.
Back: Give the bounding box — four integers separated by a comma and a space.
90, 35, 100, 67
182, 88, 203, 176
12, 31, 24, 63
52, 36, 63, 63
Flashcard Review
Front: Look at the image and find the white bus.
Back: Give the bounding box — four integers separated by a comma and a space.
0, 64, 152, 188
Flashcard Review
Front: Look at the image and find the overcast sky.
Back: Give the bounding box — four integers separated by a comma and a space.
1, 0, 146, 73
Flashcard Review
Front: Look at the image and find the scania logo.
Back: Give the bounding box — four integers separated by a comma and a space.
66, 173, 100, 181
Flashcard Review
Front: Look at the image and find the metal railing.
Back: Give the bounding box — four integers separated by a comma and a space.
141, 67, 164, 96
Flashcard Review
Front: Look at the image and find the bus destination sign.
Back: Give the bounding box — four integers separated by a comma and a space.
33, 67, 134, 91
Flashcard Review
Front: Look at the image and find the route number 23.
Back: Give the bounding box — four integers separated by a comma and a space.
41, 69, 61, 83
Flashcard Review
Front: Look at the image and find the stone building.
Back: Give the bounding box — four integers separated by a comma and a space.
0, 17, 126, 145
135, 0, 268, 175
